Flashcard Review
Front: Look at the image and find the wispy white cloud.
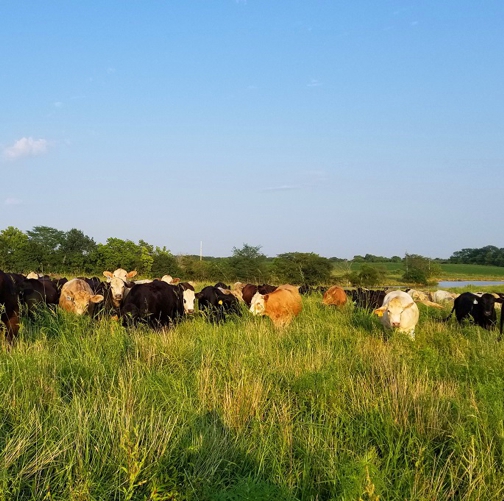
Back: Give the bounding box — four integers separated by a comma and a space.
307, 79, 322, 87
4, 197, 22, 206
262, 184, 300, 192
53, 101, 63, 108
3, 137, 49, 160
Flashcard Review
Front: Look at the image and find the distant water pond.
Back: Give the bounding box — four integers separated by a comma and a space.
437, 280, 504, 288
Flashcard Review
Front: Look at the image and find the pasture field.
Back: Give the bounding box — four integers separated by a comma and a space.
334, 262, 504, 283
1, 295, 504, 500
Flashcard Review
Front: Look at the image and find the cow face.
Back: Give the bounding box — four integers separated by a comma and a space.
108, 277, 130, 308
480, 294, 496, 318
62, 290, 104, 315
103, 269, 137, 283
249, 292, 266, 316
375, 298, 414, 328
183, 289, 195, 314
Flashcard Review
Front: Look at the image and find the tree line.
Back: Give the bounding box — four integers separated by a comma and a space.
1, 226, 499, 285
448, 245, 504, 267
0, 226, 334, 284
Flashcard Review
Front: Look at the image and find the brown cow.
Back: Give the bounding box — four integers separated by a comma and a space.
322, 286, 347, 307
59, 279, 104, 315
249, 284, 302, 328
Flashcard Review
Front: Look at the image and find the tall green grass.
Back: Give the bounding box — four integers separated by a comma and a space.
1, 298, 504, 499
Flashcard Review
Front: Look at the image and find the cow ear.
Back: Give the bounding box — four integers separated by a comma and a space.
127, 271, 138, 279
263, 294, 269, 301
103, 271, 113, 279
373, 306, 386, 317
90, 294, 104, 303
403, 302, 415, 310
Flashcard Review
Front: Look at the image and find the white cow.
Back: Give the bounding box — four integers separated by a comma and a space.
374, 290, 420, 340
405, 288, 429, 302
430, 290, 458, 304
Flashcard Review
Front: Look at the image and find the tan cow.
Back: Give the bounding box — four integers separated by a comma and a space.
59, 279, 104, 315
322, 286, 347, 307
249, 284, 302, 328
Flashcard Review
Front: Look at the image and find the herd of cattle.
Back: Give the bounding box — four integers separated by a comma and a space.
0, 268, 503, 343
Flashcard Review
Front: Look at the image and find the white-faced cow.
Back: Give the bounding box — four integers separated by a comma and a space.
374, 290, 420, 340
249, 284, 302, 328
103, 270, 137, 313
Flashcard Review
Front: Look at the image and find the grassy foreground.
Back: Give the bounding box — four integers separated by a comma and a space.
1, 296, 504, 500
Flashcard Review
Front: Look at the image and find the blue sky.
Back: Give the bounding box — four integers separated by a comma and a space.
1, 1, 503, 259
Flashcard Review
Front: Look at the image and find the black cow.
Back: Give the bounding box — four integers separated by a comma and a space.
0, 270, 20, 342
18, 278, 60, 317
120, 281, 184, 328
196, 286, 242, 323
349, 288, 387, 310
445, 292, 500, 330
214, 282, 231, 290
500, 296, 504, 340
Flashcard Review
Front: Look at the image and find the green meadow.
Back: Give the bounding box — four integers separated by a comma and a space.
1, 292, 504, 500
335, 262, 504, 284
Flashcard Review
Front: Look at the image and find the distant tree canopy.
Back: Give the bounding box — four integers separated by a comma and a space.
402, 254, 441, 285
2, 225, 503, 283
352, 254, 402, 263
228, 244, 268, 283
0, 226, 180, 277
272, 252, 333, 285
345, 264, 387, 287
449, 246, 504, 267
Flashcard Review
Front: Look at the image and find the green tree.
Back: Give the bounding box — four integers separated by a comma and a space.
96, 238, 140, 273
151, 247, 181, 278
402, 254, 441, 285
0, 226, 30, 271
228, 244, 268, 282
345, 264, 385, 287
26, 226, 65, 270
273, 252, 333, 285
59, 229, 97, 273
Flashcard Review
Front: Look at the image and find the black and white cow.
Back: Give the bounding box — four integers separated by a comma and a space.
445, 292, 501, 330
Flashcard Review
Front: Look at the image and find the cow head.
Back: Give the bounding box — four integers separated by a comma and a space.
103, 269, 137, 283
106, 276, 131, 308
374, 298, 414, 328
480, 294, 497, 318
249, 292, 266, 316
183, 289, 195, 314
63, 290, 104, 315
